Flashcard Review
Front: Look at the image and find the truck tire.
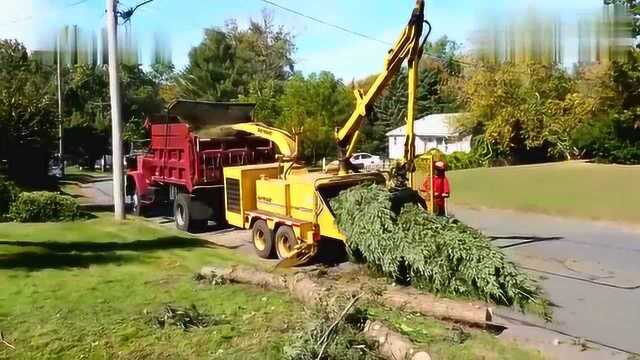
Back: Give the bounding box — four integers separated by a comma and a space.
131, 190, 146, 217
252, 220, 274, 259
275, 225, 300, 260
174, 193, 206, 233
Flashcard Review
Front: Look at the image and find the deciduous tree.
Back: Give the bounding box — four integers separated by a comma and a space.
277, 72, 353, 163
459, 63, 602, 162
0, 40, 56, 183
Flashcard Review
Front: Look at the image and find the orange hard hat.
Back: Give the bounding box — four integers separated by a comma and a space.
434, 160, 447, 170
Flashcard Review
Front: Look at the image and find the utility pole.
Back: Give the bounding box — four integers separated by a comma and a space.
57, 37, 64, 171
106, 0, 125, 220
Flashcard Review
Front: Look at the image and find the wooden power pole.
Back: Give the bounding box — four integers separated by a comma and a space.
106, 0, 126, 220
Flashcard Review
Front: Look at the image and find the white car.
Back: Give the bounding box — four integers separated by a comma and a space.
350, 153, 383, 170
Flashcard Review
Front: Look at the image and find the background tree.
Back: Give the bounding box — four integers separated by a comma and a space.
459, 63, 603, 162
571, 51, 640, 163
0, 40, 56, 184
605, 0, 640, 40
178, 12, 295, 123
150, 62, 178, 104
63, 64, 162, 166
177, 29, 240, 101
277, 72, 353, 163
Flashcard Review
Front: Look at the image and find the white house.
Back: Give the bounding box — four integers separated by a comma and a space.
386, 113, 472, 159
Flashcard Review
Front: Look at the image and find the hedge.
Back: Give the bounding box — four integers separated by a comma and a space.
0, 179, 21, 220
9, 191, 80, 223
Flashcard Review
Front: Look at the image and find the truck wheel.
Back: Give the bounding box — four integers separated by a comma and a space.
275, 225, 300, 260
174, 193, 206, 233
252, 220, 274, 259
131, 191, 145, 217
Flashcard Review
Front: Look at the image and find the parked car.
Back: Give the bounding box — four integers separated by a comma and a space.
350, 153, 383, 170
48, 155, 64, 178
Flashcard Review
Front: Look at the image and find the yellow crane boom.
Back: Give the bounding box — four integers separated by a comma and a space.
335, 0, 430, 188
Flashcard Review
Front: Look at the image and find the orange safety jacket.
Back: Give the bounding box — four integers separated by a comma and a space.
420, 174, 450, 209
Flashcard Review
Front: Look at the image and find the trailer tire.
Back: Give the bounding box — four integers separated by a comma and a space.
275, 225, 300, 260
252, 220, 274, 259
174, 193, 206, 233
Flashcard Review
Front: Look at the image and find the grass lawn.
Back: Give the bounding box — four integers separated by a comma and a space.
442, 161, 640, 224
65, 165, 112, 179
0, 215, 543, 359
0, 215, 301, 359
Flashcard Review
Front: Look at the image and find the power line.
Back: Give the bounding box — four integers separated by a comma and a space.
258, 0, 391, 46
256, 0, 473, 68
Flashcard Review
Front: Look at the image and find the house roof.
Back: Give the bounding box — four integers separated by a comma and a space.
386, 113, 467, 137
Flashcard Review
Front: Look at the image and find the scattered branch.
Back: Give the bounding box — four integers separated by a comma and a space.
0, 331, 15, 350
315, 294, 363, 360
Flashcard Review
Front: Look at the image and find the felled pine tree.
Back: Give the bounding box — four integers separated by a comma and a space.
330, 184, 541, 310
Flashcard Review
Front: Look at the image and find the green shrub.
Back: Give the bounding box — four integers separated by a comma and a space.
9, 191, 80, 223
330, 184, 545, 312
0, 179, 21, 219
416, 151, 483, 171
446, 151, 481, 170
572, 114, 640, 165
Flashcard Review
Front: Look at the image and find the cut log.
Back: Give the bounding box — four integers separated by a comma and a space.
382, 286, 493, 325
200, 266, 329, 305
363, 321, 431, 360
198, 266, 492, 326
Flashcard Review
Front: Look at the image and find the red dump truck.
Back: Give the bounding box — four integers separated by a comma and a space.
125, 100, 285, 232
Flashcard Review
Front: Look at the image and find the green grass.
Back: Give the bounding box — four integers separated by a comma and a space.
442, 161, 640, 224
65, 165, 112, 179
0, 216, 303, 359
0, 215, 542, 359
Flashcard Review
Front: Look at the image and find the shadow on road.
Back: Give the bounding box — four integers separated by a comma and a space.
490, 235, 563, 249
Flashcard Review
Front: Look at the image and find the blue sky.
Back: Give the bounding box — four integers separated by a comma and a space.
0, 0, 603, 80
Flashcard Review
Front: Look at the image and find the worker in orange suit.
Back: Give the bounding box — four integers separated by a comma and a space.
420, 160, 450, 216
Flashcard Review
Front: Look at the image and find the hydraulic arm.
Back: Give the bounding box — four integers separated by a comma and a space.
335, 0, 430, 188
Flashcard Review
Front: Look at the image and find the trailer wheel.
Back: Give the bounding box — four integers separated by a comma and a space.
275, 225, 300, 260
252, 220, 274, 259
174, 193, 206, 233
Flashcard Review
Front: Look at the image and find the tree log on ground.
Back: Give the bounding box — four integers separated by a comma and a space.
363, 321, 431, 360
199, 265, 492, 326
382, 286, 493, 325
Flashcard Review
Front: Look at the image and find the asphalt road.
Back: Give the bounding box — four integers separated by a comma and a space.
83, 179, 639, 357
451, 206, 640, 356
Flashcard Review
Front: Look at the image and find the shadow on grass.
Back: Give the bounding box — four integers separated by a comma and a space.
58, 189, 86, 199
0, 252, 134, 269
0, 236, 212, 253
62, 173, 111, 185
